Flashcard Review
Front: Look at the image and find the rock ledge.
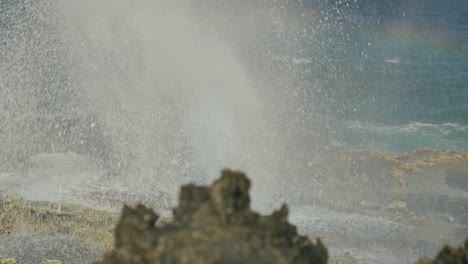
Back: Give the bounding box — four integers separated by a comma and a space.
102, 169, 328, 264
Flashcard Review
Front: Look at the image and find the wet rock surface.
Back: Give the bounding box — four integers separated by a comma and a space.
0, 151, 467, 263
0, 193, 117, 249
40, 260, 63, 264
0, 235, 99, 264
329, 253, 368, 264
288, 148, 468, 263
0, 193, 114, 264
0, 259, 21, 264
102, 169, 328, 264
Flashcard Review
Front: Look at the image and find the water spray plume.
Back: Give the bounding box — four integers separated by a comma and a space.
0, 1, 467, 263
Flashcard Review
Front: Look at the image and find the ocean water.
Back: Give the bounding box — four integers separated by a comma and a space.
247, 0, 468, 155
0, 1, 467, 263
1, 0, 466, 164
316, 33, 468, 153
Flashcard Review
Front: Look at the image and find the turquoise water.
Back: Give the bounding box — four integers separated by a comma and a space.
0, 3, 466, 263
1, 0, 467, 167
260, 0, 468, 154
332, 38, 467, 153
325, 36, 468, 153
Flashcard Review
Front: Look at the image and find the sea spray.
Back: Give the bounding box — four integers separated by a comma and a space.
1, 0, 288, 211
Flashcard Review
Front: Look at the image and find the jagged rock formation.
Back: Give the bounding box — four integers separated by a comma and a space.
417, 240, 467, 264
101, 169, 328, 264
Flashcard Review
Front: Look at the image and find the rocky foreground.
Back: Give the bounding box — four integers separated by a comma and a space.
101, 170, 328, 263
1, 169, 467, 263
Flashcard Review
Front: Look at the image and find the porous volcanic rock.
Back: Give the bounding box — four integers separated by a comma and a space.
417, 239, 467, 264
101, 169, 328, 264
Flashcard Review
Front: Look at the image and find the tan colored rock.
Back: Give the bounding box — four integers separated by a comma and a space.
0, 258, 21, 264
395, 178, 408, 189
0, 193, 117, 249
390, 168, 405, 178
40, 259, 63, 264
388, 201, 407, 210
329, 252, 367, 264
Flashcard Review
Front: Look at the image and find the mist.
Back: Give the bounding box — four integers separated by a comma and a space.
0, 0, 302, 210
1, 1, 467, 263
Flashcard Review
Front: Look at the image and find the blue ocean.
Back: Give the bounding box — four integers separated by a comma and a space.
0, 1, 467, 263
323, 30, 468, 153
250, 0, 468, 155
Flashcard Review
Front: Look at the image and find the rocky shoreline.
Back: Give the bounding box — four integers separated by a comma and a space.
1, 169, 467, 263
